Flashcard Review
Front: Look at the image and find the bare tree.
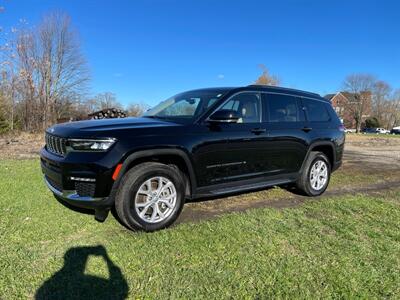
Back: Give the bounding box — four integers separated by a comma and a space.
13, 12, 89, 131
343, 74, 375, 133
384, 90, 400, 128
39, 12, 89, 128
372, 80, 391, 125
127, 103, 148, 117
254, 64, 280, 86
91, 92, 122, 110
15, 29, 39, 130
0, 7, 20, 131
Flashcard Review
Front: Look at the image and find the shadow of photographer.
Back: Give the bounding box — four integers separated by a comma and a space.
35, 245, 128, 300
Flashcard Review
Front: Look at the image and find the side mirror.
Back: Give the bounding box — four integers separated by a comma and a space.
208, 109, 240, 123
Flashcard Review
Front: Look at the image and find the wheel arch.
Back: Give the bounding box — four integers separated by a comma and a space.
110, 149, 196, 200
301, 141, 336, 172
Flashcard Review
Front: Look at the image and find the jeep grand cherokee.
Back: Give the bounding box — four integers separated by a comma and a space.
41, 85, 345, 231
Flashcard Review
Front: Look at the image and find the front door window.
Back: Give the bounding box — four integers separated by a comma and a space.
218, 93, 262, 123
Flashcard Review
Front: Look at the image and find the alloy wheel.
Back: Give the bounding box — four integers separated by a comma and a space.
134, 176, 177, 223
309, 160, 328, 191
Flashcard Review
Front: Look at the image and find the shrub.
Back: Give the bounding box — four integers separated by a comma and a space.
365, 117, 380, 128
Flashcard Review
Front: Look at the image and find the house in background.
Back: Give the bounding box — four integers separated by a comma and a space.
324, 92, 372, 129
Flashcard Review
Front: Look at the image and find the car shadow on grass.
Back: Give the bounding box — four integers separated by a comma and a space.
35, 245, 128, 300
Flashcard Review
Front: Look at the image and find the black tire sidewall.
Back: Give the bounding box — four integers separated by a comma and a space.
119, 164, 185, 231
305, 153, 331, 196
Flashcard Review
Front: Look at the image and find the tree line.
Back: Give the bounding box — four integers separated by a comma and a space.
341, 74, 400, 132
0, 11, 147, 133
1, 10, 399, 134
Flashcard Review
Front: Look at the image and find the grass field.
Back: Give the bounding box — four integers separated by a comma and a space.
346, 132, 400, 139
1, 160, 399, 299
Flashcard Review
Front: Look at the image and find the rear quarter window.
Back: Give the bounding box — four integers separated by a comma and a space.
303, 99, 330, 122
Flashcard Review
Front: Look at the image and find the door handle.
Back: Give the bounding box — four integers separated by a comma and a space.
302, 127, 312, 133
251, 128, 267, 135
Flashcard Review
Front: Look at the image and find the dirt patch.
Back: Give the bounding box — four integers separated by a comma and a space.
0, 133, 43, 159
345, 133, 400, 145
177, 181, 400, 225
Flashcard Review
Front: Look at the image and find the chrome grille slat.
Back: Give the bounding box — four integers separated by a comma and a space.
55, 136, 61, 154
50, 135, 54, 153
45, 133, 67, 156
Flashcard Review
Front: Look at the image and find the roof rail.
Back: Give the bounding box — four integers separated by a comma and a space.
247, 85, 321, 98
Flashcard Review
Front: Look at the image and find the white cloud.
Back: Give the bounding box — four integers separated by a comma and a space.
217, 74, 225, 79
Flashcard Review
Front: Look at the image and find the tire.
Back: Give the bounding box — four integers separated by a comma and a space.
115, 162, 185, 232
296, 151, 331, 196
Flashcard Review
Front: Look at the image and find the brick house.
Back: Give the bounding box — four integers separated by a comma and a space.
324, 92, 372, 129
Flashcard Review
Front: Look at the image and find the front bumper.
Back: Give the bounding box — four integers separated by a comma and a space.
44, 176, 107, 203
40, 147, 117, 210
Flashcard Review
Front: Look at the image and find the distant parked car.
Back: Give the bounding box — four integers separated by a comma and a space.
363, 128, 378, 134
376, 128, 390, 134
363, 128, 389, 134
344, 128, 356, 133
390, 128, 400, 135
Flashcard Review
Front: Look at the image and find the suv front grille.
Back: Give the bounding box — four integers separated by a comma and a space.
45, 133, 67, 156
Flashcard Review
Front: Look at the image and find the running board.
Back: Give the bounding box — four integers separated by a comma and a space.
210, 179, 292, 195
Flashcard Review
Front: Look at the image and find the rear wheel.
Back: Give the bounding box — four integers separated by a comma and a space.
296, 151, 331, 196
115, 162, 185, 232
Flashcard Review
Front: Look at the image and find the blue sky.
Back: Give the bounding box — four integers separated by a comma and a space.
1, 0, 399, 106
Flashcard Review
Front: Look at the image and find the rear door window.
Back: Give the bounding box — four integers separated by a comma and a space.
303, 99, 330, 122
265, 94, 301, 122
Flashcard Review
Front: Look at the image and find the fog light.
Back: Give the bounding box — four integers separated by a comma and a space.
70, 177, 96, 182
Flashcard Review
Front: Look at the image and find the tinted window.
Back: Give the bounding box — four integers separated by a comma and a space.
304, 99, 330, 122
206, 98, 218, 108
266, 94, 300, 122
143, 89, 228, 123
218, 93, 261, 123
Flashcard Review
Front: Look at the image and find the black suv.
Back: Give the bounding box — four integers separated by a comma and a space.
41, 85, 345, 231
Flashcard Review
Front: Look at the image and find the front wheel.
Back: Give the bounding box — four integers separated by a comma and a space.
115, 162, 185, 232
296, 151, 331, 196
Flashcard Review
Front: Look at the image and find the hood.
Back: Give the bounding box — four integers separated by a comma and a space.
47, 117, 180, 137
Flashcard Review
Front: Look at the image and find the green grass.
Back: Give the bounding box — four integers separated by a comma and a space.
1, 160, 399, 299
347, 132, 400, 138
330, 168, 382, 188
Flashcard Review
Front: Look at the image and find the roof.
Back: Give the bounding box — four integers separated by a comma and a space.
184, 86, 325, 101
324, 92, 360, 103
246, 85, 322, 99
341, 92, 359, 102
323, 93, 336, 101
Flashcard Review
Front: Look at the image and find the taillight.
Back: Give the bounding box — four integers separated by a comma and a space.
338, 124, 345, 132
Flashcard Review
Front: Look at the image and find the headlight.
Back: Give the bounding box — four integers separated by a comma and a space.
68, 138, 116, 152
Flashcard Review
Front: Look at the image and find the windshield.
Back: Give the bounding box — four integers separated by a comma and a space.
143, 89, 228, 122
